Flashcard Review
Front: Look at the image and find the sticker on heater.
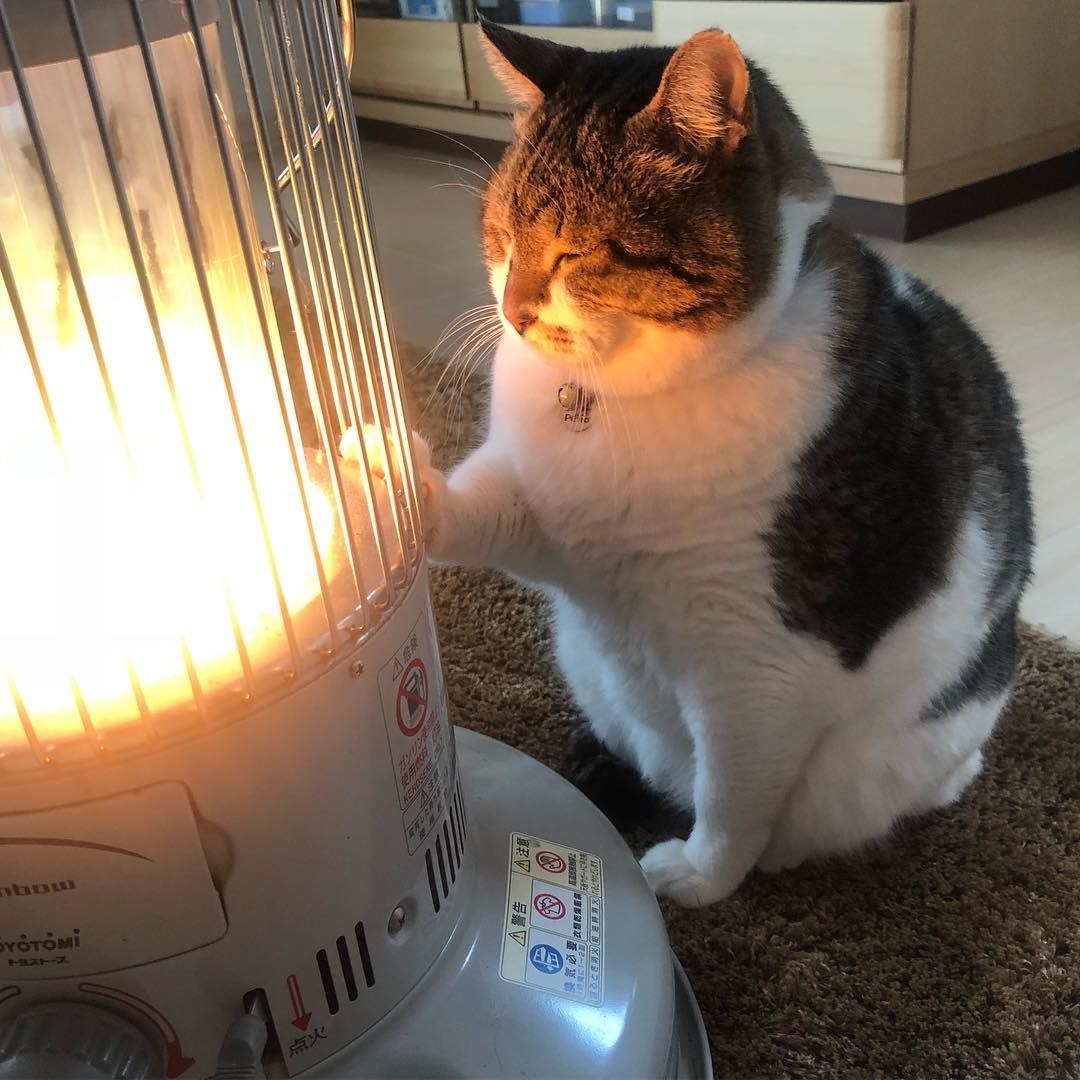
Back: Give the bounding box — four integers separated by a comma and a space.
500, 833, 604, 1006
379, 613, 455, 854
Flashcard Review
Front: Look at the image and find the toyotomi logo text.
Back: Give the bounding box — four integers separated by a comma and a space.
0, 930, 81, 954
0, 880, 76, 898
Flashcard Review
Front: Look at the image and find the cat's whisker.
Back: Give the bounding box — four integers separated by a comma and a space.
423, 338, 477, 415
446, 327, 501, 460
432, 310, 501, 354
425, 315, 501, 417
409, 156, 492, 189
416, 128, 497, 176
581, 342, 618, 485
416, 305, 501, 374
430, 181, 484, 199
599, 345, 638, 485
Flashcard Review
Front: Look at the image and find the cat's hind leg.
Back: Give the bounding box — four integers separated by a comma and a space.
552, 599, 693, 816
757, 692, 1005, 873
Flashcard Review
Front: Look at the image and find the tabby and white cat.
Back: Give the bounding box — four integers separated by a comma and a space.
412, 23, 1033, 906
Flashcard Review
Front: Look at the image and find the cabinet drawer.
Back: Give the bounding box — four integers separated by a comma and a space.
352, 18, 470, 106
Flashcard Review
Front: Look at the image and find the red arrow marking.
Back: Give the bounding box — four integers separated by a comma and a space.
287, 973, 312, 1031
79, 983, 194, 1078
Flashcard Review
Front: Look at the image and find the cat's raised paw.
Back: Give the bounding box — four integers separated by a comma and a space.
640, 838, 743, 908
409, 431, 450, 556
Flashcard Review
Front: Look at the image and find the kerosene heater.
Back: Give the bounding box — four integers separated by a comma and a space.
0, 1, 710, 1076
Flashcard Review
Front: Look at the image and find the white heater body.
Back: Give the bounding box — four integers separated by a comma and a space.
2, 574, 471, 1076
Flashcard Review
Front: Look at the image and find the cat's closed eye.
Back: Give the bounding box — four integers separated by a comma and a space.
554, 250, 586, 271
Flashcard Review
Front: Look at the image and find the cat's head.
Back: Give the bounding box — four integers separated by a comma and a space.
480, 23, 799, 385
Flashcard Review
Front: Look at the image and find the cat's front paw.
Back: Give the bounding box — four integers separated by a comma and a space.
339, 426, 451, 557
640, 838, 748, 908
408, 432, 452, 559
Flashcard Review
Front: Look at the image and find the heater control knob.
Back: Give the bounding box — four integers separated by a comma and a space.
0, 1003, 160, 1079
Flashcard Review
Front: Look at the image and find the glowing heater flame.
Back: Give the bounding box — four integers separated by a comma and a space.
0, 272, 336, 749
0, 11, 416, 765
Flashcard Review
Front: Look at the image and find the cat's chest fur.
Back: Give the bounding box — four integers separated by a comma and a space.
487, 266, 839, 611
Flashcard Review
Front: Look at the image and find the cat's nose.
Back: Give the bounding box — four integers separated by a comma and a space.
503, 295, 537, 336
502, 265, 543, 336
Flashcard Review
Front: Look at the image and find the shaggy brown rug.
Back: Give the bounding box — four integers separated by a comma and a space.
404, 345, 1080, 1079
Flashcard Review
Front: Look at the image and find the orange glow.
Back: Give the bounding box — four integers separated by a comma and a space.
0, 27, 413, 763
0, 266, 335, 755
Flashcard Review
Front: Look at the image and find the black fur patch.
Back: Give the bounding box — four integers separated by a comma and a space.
766, 227, 1033, 671
922, 600, 1021, 721
563, 726, 687, 832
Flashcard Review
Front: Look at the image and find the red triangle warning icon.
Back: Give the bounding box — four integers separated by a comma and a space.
509, 931, 526, 947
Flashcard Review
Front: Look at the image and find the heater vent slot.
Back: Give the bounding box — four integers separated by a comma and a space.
355, 922, 376, 988
435, 833, 449, 896
315, 949, 339, 1016
425, 847, 441, 913
336, 936, 358, 1002
315, 922, 376, 1017
456, 780, 468, 841
423, 785, 469, 914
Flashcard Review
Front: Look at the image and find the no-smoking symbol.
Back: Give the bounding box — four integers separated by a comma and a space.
395, 657, 428, 736
535, 850, 566, 875
533, 893, 566, 920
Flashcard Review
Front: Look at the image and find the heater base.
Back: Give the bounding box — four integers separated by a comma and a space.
308, 727, 711, 1080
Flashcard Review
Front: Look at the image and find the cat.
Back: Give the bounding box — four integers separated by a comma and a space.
409, 22, 1034, 907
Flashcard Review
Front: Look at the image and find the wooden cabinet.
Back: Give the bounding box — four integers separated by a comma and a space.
351, 18, 469, 105
653, 2, 909, 170
355, 7, 909, 168
461, 24, 652, 112
350, 2, 1080, 237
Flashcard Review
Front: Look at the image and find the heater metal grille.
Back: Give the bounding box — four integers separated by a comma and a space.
0, 0, 422, 771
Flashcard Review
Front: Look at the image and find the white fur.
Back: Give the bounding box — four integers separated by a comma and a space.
417, 196, 1008, 907
889, 262, 915, 299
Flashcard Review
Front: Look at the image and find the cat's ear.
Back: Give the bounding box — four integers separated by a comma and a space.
639, 30, 750, 152
479, 19, 580, 109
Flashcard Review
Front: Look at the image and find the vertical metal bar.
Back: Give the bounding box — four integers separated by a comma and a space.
263, 4, 351, 442
126, 662, 157, 737
0, 237, 68, 467
69, 679, 100, 745
244, 0, 373, 614
248, 0, 369, 616
0, 4, 137, 480
65, 0, 257, 703
224, 0, 351, 638
181, 641, 210, 725
269, 0, 404, 604
127, 0, 303, 671
5, 673, 48, 766
173, 0, 343, 653
283, 1, 368, 450
295, 0, 410, 584
312, 0, 425, 558
0, 211, 154, 748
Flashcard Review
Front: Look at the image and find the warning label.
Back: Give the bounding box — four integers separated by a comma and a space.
500, 833, 604, 1006
396, 657, 428, 736
380, 613, 454, 854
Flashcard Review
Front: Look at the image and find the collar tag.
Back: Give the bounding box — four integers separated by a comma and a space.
557, 383, 594, 432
